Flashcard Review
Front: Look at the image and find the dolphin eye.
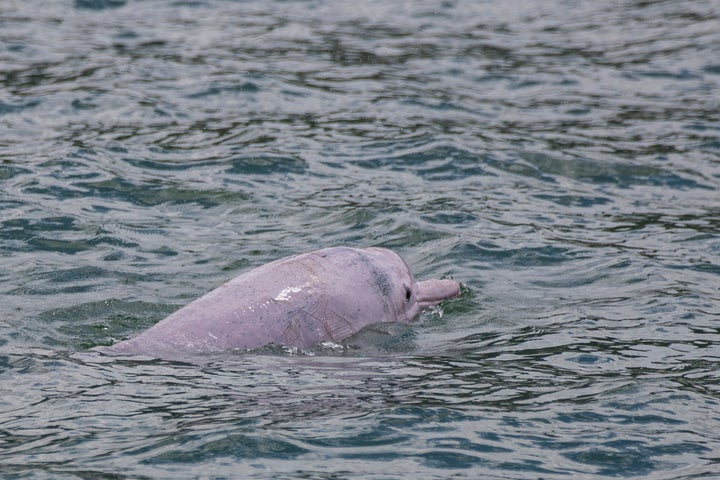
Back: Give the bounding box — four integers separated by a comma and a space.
404, 286, 412, 302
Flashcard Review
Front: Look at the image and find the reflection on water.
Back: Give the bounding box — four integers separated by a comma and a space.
1, 0, 719, 478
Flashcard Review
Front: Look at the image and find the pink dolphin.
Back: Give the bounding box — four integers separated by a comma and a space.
106, 247, 460, 358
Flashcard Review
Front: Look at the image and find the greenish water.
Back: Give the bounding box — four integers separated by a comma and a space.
1, 0, 719, 478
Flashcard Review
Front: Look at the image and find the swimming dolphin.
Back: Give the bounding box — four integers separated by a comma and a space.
105, 247, 460, 358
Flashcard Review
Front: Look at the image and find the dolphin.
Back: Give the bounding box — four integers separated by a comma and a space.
104, 247, 460, 358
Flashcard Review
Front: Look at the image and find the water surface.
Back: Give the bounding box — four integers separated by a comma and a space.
1, 0, 719, 478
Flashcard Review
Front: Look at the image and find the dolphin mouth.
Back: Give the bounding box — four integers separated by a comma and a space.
415, 279, 461, 309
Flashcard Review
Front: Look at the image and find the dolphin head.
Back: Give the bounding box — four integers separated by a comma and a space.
363, 247, 461, 322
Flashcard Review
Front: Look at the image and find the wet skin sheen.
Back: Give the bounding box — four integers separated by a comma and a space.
105, 247, 460, 359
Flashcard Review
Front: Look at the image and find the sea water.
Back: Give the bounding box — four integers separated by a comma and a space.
1, 1, 719, 478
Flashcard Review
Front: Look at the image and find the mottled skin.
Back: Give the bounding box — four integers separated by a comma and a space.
107, 247, 460, 358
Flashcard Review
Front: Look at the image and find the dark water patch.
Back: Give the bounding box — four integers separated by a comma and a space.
303, 426, 411, 449
563, 437, 710, 478
27, 236, 97, 255
428, 436, 512, 455
22, 182, 89, 202
519, 152, 712, 189
75, 0, 127, 9
354, 145, 491, 181
483, 154, 558, 183
2, 215, 77, 239
121, 156, 218, 171
605, 211, 720, 234
187, 82, 260, 99
0, 217, 141, 255
71, 97, 98, 111
7, 265, 154, 296
451, 241, 573, 267
703, 64, 720, 75
143, 433, 308, 464
530, 256, 636, 289
227, 155, 308, 176
0, 164, 32, 180
635, 68, 702, 81
421, 211, 478, 226
0, 99, 40, 115
698, 139, 720, 151
38, 299, 176, 349
686, 262, 720, 276
373, 225, 456, 251
73, 177, 250, 208
533, 193, 612, 208
418, 450, 485, 470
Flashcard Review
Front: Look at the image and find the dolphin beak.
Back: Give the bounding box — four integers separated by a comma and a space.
415, 279, 461, 309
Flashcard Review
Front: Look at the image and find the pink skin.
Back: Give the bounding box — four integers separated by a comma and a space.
105, 247, 460, 359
